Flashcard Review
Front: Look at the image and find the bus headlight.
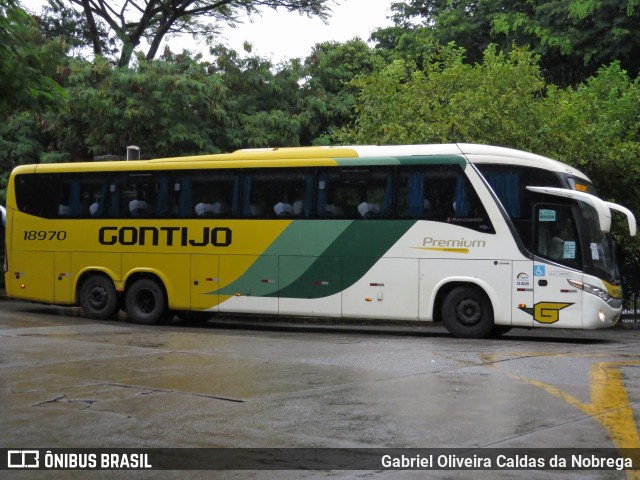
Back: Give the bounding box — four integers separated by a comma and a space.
567, 279, 611, 302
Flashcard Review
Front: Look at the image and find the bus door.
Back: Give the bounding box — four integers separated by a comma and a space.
531, 204, 583, 328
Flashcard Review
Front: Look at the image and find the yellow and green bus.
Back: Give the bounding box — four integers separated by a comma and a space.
3, 144, 636, 338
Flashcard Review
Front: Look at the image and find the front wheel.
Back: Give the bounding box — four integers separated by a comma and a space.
442, 286, 494, 339
125, 278, 167, 325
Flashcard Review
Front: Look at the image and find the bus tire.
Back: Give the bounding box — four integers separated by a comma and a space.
442, 286, 494, 339
79, 274, 119, 320
125, 278, 167, 325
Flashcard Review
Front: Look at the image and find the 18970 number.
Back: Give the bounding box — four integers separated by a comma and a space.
23, 230, 67, 241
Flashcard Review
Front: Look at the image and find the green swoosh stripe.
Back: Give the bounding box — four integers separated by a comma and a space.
215, 220, 415, 299
277, 220, 415, 298
215, 221, 349, 297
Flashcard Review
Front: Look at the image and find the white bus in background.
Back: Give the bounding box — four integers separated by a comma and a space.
3, 144, 636, 338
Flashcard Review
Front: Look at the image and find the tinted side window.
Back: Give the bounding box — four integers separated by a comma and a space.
15, 173, 109, 219
174, 171, 240, 218
396, 165, 494, 233
242, 169, 314, 218
317, 167, 393, 219
15, 173, 60, 218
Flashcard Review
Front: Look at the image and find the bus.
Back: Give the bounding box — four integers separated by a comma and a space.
3, 144, 636, 338
1, 205, 5, 287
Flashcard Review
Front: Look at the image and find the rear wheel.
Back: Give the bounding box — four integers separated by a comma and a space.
125, 278, 167, 325
79, 274, 118, 320
442, 286, 494, 339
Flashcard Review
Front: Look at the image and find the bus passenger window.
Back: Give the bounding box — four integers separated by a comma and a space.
397, 165, 494, 233
121, 175, 156, 218
186, 171, 238, 218
317, 168, 391, 219
15, 173, 60, 218
54, 175, 109, 218
243, 170, 312, 219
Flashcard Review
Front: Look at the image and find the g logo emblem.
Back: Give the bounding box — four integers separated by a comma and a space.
519, 302, 573, 324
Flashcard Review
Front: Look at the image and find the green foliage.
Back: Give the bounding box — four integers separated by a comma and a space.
2, 41, 371, 165
209, 45, 304, 150
337, 45, 546, 147
0, 112, 46, 203
0, 0, 66, 114
378, 0, 640, 86
0, 0, 67, 202
300, 39, 383, 145
38, 0, 117, 58
48, 54, 226, 159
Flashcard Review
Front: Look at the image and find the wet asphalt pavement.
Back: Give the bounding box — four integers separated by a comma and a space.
2, 298, 640, 479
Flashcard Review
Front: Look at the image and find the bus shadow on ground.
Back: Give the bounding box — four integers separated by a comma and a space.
14, 301, 614, 345
185, 313, 611, 345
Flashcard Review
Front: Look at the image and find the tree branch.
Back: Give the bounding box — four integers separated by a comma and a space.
66, 0, 334, 67
79, 0, 102, 55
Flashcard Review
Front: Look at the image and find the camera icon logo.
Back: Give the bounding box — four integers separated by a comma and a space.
7, 450, 40, 468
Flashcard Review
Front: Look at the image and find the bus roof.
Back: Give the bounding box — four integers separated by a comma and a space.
342, 144, 590, 180
454, 143, 591, 181
13, 143, 591, 182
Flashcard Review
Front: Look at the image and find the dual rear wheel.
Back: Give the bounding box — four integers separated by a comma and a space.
79, 274, 167, 325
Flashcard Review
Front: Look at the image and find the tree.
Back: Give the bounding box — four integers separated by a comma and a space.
0, 0, 66, 114
336, 45, 548, 147
208, 44, 305, 150
37, 0, 118, 58
60, 0, 334, 67
0, 0, 67, 202
375, 0, 640, 86
300, 39, 382, 145
44, 53, 227, 160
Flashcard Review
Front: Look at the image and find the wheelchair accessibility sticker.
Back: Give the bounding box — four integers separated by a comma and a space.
534, 265, 546, 276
